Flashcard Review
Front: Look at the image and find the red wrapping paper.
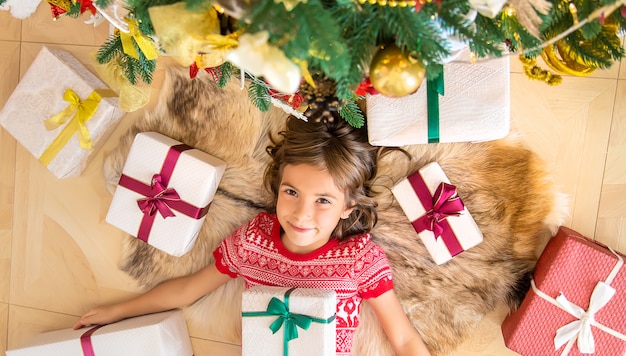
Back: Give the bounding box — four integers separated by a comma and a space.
501, 226, 626, 355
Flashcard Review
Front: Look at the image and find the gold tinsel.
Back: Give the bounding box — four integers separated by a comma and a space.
520, 55, 562, 86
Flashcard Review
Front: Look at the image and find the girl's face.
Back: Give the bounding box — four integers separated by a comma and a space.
276, 163, 354, 254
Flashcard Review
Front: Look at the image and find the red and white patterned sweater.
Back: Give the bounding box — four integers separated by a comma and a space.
213, 212, 394, 355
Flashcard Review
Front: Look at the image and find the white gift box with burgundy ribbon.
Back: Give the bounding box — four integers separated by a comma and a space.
105, 131, 226, 256
6, 310, 193, 356
391, 162, 483, 265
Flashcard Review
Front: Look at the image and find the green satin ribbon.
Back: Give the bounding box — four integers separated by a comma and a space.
39, 88, 112, 166
426, 72, 444, 143
242, 288, 336, 356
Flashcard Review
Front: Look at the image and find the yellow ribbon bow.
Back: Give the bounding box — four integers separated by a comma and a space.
120, 18, 159, 60
39, 88, 104, 166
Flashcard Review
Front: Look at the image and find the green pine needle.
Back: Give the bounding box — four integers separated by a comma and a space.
339, 101, 365, 128
248, 81, 271, 112
217, 63, 234, 88
96, 35, 123, 65
66, 1, 83, 18
94, 0, 113, 8
96, 34, 155, 85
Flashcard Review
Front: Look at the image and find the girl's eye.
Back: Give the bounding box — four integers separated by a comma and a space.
317, 198, 331, 205
285, 189, 297, 196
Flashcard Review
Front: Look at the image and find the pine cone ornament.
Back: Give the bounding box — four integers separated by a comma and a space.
299, 76, 341, 123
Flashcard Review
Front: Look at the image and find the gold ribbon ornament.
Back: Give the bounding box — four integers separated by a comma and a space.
149, 2, 239, 68
120, 18, 159, 60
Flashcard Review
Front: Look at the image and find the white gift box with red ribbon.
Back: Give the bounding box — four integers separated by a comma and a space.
391, 162, 483, 265
105, 131, 226, 256
6, 310, 193, 356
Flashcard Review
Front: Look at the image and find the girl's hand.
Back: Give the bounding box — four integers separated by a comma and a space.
71, 262, 231, 330
73, 304, 125, 330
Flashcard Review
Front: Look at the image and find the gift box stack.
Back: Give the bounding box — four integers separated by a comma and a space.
391, 162, 483, 265
0, 45, 125, 178
6, 310, 193, 355
366, 46, 510, 146
105, 131, 226, 256
242, 286, 337, 356
501, 226, 626, 355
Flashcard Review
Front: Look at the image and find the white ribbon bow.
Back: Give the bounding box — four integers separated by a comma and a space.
530, 246, 625, 355
553, 281, 616, 354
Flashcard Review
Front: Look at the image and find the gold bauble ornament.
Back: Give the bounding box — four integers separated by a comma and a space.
540, 41, 596, 77
369, 44, 425, 97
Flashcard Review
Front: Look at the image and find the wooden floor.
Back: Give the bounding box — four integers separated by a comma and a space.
1, 3, 625, 355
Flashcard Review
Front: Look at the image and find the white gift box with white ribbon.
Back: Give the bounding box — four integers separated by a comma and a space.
6, 310, 193, 356
366, 47, 510, 146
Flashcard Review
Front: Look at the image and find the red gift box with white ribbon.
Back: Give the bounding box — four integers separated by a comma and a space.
502, 226, 626, 355
391, 162, 483, 265
106, 131, 226, 256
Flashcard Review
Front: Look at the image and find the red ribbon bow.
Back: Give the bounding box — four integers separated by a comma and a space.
136, 174, 181, 218
117, 143, 211, 243
407, 171, 466, 257
413, 182, 464, 238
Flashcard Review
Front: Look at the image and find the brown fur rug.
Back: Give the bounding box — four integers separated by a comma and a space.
102, 67, 568, 355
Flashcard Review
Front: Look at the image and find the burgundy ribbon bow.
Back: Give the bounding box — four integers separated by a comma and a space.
118, 143, 210, 243
136, 174, 181, 218
412, 182, 464, 238
408, 173, 465, 257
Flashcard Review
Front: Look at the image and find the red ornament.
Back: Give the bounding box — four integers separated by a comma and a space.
48, 3, 66, 19
47, 0, 96, 19
189, 62, 200, 79
355, 77, 379, 96
189, 62, 223, 82
80, 0, 97, 15
621, 6, 626, 18
269, 89, 304, 109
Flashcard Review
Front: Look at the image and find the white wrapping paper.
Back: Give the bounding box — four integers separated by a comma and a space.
0, 46, 124, 178
242, 286, 337, 356
366, 47, 510, 146
6, 310, 193, 356
391, 162, 483, 264
105, 131, 226, 256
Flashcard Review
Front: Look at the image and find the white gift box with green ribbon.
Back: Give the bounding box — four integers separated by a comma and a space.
242, 286, 337, 356
366, 47, 510, 146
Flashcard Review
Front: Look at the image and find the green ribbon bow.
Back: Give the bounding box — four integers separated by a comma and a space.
426, 72, 445, 143
242, 288, 336, 356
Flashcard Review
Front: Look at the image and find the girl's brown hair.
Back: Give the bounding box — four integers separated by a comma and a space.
264, 115, 388, 240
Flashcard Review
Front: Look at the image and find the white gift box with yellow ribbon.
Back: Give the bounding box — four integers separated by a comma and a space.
0, 46, 124, 178
242, 286, 337, 356
6, 310, 193, 356
366, 47, 510, 146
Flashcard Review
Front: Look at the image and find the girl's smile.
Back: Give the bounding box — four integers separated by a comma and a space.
276, 163, 354, 254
